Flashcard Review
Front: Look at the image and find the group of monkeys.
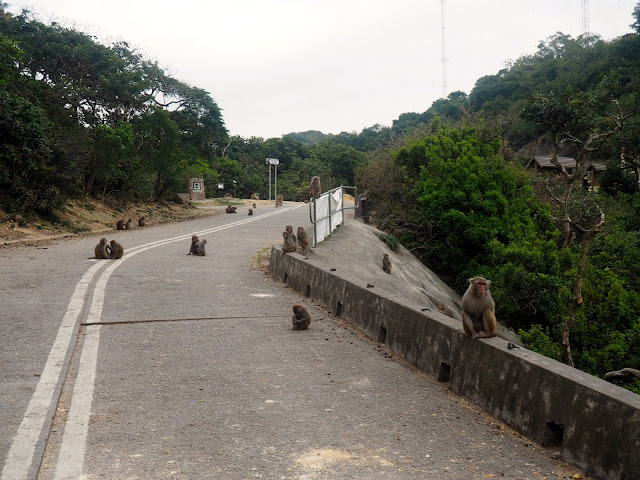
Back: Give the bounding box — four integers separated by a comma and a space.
116, 216, 145, 230
226, 203, 257, 215
90, 216, 147, 259
282, 225, 310, 256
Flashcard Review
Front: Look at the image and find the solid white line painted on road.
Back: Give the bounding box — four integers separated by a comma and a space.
53, 325, 100, 480
48, 204, 303, 479
0, 262, 104, 480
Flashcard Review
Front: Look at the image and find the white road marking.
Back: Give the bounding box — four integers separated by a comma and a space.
2, 204, 302, 479
50, 204, 301, 479
1, 262, 104, 480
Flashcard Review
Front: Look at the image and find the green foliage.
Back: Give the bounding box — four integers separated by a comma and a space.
519, 325, 563, 361
378, 234, 400, 252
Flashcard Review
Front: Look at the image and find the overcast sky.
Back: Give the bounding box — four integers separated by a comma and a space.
6, 1, 638, 139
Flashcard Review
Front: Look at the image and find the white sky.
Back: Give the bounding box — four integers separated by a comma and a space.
6, 1, 638, 139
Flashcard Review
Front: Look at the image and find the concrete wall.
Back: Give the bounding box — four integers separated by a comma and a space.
269, 247, 640, 480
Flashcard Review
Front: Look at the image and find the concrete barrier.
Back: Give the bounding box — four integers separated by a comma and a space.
269, 246, 640, 480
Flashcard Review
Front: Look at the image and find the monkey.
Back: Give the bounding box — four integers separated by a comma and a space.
138, 216, 145, 227
309, 176, 321, 198
225, 205, 237, 213
282, 230, 297, 253
461, 277, 497, 339
291, 304, 312, 330
382, 253, 392, 274
116, 220, 125, 230
196, 238, 207, 256
297, 226, 310, 255
188, 235, 199, 255
248, 208, 253, 216
253, 203, 257, 209
89, 237, 111, 259
124, 219, 132, 230
275, 194, 283, 207
109, 239, 124, 259
286, 225, 293, 233
250, 193, 260, 200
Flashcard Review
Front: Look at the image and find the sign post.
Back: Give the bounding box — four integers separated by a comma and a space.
266, 158, 280, 201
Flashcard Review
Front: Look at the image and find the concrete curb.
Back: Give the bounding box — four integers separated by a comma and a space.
269, 246, 640, 480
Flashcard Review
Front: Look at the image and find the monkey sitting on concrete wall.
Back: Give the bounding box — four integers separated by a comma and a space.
382, 253, 392, 274
297, 227, 310, 255
309, 176, 321, 198
282, 231, 297, 253
291, 304, 311, 330
461, 277, 497, 339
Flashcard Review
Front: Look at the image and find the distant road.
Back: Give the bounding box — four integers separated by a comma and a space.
1, 203, 587, 479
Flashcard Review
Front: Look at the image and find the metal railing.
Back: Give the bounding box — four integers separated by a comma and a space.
308, 186, 358, 247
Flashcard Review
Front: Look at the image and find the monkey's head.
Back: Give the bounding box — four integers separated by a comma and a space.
100, 237, 107, 244
200, 239, 207, 245
282, 231, 288, 238
192, 235, 198, 242
297, 226, 304, 234
383, 253, 389, 259
292, 304, 303, 315
470, 277, 490, 296
286, 225, 293, 233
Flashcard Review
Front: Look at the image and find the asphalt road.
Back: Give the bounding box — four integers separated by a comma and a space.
0, 203, 590, 480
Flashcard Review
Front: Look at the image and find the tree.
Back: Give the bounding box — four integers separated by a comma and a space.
521, 84, 638, 366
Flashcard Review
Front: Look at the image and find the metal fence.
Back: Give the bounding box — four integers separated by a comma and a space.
308, 186, 358, 247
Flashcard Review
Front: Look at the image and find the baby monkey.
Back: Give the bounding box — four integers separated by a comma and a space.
291, 304, 312, 330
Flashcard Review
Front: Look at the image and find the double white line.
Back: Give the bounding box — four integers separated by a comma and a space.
2, 205, 300, 480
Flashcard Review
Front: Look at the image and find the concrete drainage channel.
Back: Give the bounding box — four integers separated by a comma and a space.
269, 246, 640, 480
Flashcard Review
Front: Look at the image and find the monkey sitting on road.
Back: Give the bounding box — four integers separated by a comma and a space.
138, 216, 145, 227
116, 220, 125, 230
461, 277, 497, 339
248, 208, 253, 216
196, 238, 207, 256
291, 304, 311, 330
124, 219, 132, 230
382, 253, 392, 274
253, 203, 257, 209
109, 240, 124, 259
89, 237, 111, 259
187, 235, 199, 255
282, 230, 297, 253
225, 206, 237, 213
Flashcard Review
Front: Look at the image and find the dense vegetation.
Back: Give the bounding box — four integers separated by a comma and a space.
2, 2, 640, 392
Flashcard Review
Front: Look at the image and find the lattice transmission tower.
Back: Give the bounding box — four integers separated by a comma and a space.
441, 0, 447, 98
582, 0, 589, 34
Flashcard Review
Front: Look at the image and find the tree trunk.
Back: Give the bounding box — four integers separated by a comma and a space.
561, 225, 602, 367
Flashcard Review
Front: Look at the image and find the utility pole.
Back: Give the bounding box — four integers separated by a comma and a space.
441, 0, 447, 98
582, 0, 589, 34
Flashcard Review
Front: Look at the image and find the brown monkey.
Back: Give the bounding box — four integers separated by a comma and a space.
248, 208, 253, 216
253, 203, 257, 209
282, 231, 297, 253
124, 219, 132, 230
196, 238, 207, 256
286, 225, 293, 233
116, 220, 125, 230
309, 176, 321, 198
188, 235, 199, 255
109, 240, 124, 259
90, 238, 111, 259
225, 205, 237, 213
461, 277, 497, 339
138, 216, 145, 227
275, 194, 284, 207
297, 226, 310, 255
382, 253, 392, 274
291, 304, 312, 330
